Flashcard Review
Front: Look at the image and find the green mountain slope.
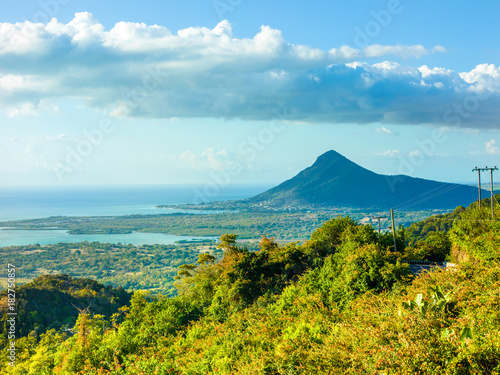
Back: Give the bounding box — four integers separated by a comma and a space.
0, 275, 131, 344
4, 203, 500, 374
249, 150, 482, 209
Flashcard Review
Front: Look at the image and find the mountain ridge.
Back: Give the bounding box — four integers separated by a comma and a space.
249, 150, 481, 209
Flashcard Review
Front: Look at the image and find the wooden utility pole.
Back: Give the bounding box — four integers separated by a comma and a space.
390, 209, 397, 252
371, 215, 387, 236
491, 167, 498, 220
473, 167, 482, 208
473, 166, 498, 218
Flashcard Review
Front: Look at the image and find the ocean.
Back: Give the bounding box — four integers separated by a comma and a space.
0, 184, 270, 247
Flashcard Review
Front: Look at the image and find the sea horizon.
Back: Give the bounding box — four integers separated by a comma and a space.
0, 184, 272, 247
0, 183, 273, 222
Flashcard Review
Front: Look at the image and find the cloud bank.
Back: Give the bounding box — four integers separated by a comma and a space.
0, 13, 499, 128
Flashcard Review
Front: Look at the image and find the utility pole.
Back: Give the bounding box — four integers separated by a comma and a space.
491, 167, 498, 220
473, 166, 482, 208
371, 215, 387, 236
473, 166, 498, 218
390, 209, 397, 252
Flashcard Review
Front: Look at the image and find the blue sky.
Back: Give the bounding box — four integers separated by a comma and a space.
0, 0, 499, 188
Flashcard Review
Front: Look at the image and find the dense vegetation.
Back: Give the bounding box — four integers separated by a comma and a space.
0, 242, 221, 295
2, 199, 499, 374
449, 200, 500, 262
402, 195, 500, 262
405, 205, 467, 245
0, 275, 131, 352
404, 195, 499, 244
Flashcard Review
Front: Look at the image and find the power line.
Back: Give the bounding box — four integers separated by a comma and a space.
371, 215, 387, 236
423, 218, 499, 222
394, 184, 462, 211
473, 166, 498, 219
400, 185, 461, 211
392, 183, 453, 210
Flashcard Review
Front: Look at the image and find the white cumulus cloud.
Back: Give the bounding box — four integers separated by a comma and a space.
179, 148, 232, 171
373, 149, 400, 157
376, 126, 400, 136
0, 14, 498, 128
486, 139, 500, 155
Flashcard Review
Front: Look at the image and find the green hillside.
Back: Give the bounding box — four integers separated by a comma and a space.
0, 275, 131, 351
2, 202, 500, 374
250, 150, 483, 210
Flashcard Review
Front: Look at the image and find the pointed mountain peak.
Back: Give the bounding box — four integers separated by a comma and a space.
315, 150, 349, 163
308, 150, 372, 176
249, 150, 480, 209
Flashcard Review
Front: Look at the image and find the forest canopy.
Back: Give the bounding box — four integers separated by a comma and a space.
1, 200, 499, 374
